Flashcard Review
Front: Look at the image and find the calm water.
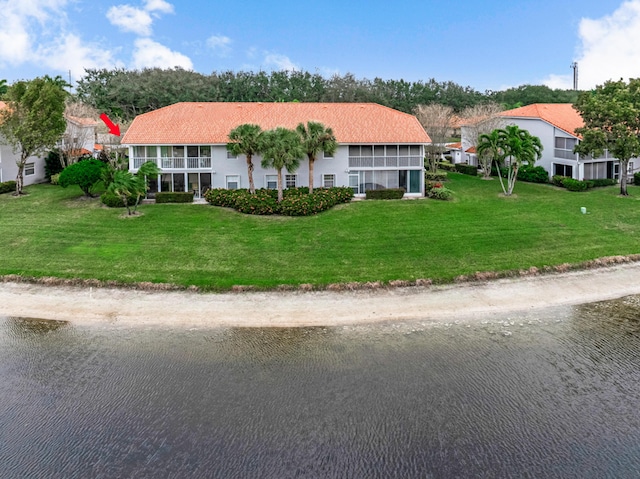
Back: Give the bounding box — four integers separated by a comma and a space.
2, 297, 640, 478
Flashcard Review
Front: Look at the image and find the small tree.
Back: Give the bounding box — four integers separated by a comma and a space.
0, 79, 7, 98
58, 159, 105, 197
415, 103, 455, 173
0, 77, 67, 195
495, 125, 543, 196
227, 124, 263, 194
107, 161, 161, 215
296, 121, 337, 194
574, 78, 640, 196
260, 127, 305, 202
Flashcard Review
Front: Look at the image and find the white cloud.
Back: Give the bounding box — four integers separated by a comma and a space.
106, 0, 175, 37
107, 5, 153, 36
263, 52, 298, 71
206, 35, 232, 56
543, 1, 640, 90
132, 38, 193, 70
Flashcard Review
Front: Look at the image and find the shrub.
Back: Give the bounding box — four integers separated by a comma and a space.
437, 161, 457, 172
634, 171, 640, 185
50, 173, 60, 185
552, 175, 568, 187
0, 180, 17, 194
234, 189, 279, 215
155, 191, 194, 203
517, 165, 548, 183
44, 149, 64, 179
455, 163, 478, 176
101, 191, 137, 208
425, 171, 448, 182
427, 185, 453, 200
203, 188, 245, 207
589, 178, 617, 188
58, 159, 105, 197
365, 188, 405, 200
562, 178, 588, 191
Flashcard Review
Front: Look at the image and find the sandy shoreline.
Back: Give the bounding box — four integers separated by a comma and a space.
1, 262, 640, 328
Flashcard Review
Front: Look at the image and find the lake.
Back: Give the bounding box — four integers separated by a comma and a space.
2, 296, 640, 478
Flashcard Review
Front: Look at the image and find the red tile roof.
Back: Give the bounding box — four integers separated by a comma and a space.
66, 114, 99, 127
500, 104, 583, 138
122, 102, 431, 145
465, 146, 477, 153
447, 142, 462, 149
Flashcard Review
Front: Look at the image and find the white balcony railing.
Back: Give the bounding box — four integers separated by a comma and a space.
132, 157, 212, 170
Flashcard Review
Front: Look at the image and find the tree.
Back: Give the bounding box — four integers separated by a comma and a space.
58, 100, 100, 168
227, 124, 263, 194
0, 79, 7, 98
414, 103, 455, 173
495, 125, 543, 196
460, 103, 505, 179
107, 161, 161, 215
477, 129, 504, 179
58, 159, 105, 197
0, 77, 66, 195
296, 121, 337, 194
574, 78, 640, 196
260, 127, 305, 202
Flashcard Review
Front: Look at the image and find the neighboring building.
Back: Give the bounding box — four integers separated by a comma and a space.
121, 102, 431, 198
61, 115, 99, 160
0, 101, 46, 185
460, 103, 640, 181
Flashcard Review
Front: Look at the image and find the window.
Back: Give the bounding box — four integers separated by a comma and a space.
554, 163, 573, 177
266, 175, 277, 189
323, 150, 334, 159
226, 175, 240, 190
227, 150, 237, 159
25, 163, 35, 176
323, 174, 335, 188
285, 175, 297, 188
554, 137, 577, 160
133, 146, 146, 158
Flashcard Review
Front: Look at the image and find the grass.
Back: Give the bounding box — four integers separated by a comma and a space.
2, 174, 640, 290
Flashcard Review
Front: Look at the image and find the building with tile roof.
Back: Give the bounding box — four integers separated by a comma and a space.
122, 102, 430, 197
460, 103, 639, 181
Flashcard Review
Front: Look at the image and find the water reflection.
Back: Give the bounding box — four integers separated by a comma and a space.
2, 300, 640, 478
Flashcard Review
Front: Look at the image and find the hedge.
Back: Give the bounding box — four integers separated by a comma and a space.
0, 180, 16, 194
561, 178, 588, 191
425, 171, 448, 182
365, 188, 405, 200
454, 163, 478, 176
517, 165, 548, 183
155, 191, 194, 203
437, 161, 457, 172
634, 171, 640, 185
553, 175, 617, 191
204, 187, 353, 216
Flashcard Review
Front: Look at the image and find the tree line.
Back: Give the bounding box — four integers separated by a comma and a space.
74, 68, 580, 122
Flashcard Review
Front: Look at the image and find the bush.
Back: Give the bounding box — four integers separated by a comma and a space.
562, 178, 588, 192
101, 191, 137, 208
50, 174, 60, 185
155, 191, 194, 203
634, 171, 640, 185
427, 186, 453, 201
455, 163, 478, 176
589, 178, 617, 187
365, 188, 405, 200
437, 161, 457, 172
233, 189, 279, 215
517, 165, 548, 183
552, 175, 568, 187
0, 180, 16, 194
425, 171, 448, 182
44, 149, 64, 179
203, 188, 246, 207
58, 159, 105, 197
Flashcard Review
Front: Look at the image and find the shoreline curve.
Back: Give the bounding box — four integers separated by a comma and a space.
2, 262, 640, 328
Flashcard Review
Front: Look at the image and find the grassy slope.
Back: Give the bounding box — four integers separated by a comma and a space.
1, 173, 640, 289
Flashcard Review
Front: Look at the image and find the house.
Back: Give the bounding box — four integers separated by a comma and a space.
460, 103, 640, 181
0, 101, 46, 185
121, 102, 431, 198
61, 115, 99, 161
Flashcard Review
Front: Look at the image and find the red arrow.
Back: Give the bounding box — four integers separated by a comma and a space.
100, 113, 121, 136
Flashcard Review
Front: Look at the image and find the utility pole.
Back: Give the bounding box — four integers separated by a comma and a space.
570, 62, 578, 90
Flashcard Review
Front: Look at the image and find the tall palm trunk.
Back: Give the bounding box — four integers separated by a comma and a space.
276, 168, 284, 202
246, 154, 256, 194
308, 155, 316, 194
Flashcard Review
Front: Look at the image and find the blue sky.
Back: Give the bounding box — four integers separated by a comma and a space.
1, 0, 638, 92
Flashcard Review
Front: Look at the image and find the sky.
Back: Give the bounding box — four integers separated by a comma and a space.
1, 0, 639, 92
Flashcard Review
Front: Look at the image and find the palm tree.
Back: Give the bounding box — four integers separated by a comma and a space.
227, 124, 263, 194
476, 129, 503, 180
497, 125, 543, 196
0, 79, 7, 98
296, 121, 337, 194
260, 127, 305, 202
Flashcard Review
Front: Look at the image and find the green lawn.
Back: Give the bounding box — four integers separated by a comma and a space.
2, 174, 640, 290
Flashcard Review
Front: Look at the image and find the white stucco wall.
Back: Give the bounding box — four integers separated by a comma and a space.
0, 143, 46, 186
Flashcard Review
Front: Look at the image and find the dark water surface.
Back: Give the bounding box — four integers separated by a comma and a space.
2, 297, 640, 478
